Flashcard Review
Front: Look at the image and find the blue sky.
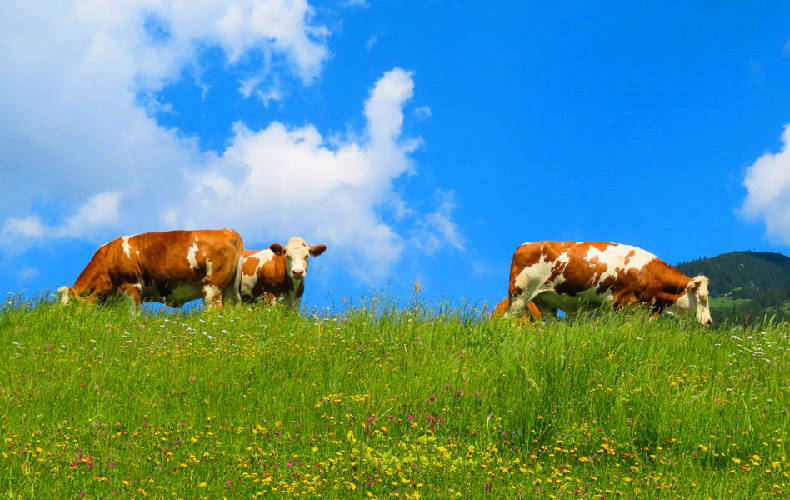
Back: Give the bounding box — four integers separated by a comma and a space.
2, 1, 790, 309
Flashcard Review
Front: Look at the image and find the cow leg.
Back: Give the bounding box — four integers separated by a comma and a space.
526, 301, 543, 321
222, 281, 241, 305
202, 284, 223, 309
536, 299, 559, 320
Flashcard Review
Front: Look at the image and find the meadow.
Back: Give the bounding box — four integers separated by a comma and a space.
0, 294, 788, 498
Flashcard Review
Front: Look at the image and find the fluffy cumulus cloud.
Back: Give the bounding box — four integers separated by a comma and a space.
742, 124, 790, 243
180, 68, 426, 278
0, 1, 460, 280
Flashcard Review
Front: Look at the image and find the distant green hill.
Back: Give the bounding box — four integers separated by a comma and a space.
676, 251, 790, 325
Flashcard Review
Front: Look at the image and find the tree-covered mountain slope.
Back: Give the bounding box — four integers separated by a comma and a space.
676, 251, 790, 324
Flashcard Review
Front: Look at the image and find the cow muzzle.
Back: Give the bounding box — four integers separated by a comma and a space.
291, 268, 306, 278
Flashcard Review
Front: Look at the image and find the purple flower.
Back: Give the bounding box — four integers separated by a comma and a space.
427, 396, 436, 402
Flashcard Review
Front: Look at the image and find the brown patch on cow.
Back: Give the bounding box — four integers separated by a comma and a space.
66, 228, 243, 308
242, 254, 261, 277
623, 249, 636, 266
553, 242, 611, 297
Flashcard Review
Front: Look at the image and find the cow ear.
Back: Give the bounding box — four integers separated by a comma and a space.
269, 243, 284, 255
687, 280, 699, 291
309, 244, 327, 257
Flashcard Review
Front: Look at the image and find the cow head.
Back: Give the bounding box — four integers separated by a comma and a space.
686, 275, 712, 326
280, 237, 326, 281
57, 286, 99, 305
57, 286, 71, 305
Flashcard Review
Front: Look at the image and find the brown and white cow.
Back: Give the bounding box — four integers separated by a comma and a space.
502, 241, 712, 325
240, 237, 326, 309
58, 228, 243, 308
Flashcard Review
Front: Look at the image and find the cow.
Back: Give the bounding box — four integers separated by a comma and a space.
239, 236, 326, 309
58, 228, 243, 308
501, 241, 712, 325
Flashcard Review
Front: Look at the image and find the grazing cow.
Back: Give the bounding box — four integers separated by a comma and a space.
58, 229, 243, 308
240, 237, 326, 309
502, 241, 712, 325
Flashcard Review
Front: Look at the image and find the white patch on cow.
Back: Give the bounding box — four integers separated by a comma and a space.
508, 253, 557, 316
206, 260, 213, 277
202, 284, 221, 307
240, 249, 275, 298
122, 236, 132, 259
584, 243, 657, 283
187, 242, 199, 270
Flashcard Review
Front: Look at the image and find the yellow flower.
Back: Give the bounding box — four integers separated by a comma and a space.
199, 482, 207, 487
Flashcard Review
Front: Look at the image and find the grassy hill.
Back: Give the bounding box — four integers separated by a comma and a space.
676, 251, 790, 325
0, 300, 788, 497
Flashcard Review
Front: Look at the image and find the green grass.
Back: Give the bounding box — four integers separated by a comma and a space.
1, 297, 788, 498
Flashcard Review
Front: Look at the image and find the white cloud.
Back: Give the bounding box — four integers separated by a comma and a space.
741, 124, 790, 243
179, 68, 434, 279
412, 190, 465, 255
2, 192, 122, 243
0, 0, 329, 235
256, 86, 285, 107
414, 105, 432, 120
1, 217, 49, 240
239, 75, 264, 98
0, 0, 462, 281
366, 34, 378, 50
239, 75, 284, 106
58, 191, 124, 239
